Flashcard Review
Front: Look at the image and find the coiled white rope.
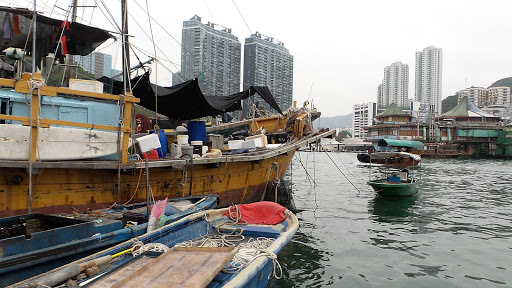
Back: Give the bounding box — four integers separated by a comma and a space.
131, 242, 169, 257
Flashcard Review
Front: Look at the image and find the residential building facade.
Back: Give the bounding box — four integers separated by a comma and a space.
458, 86, 511, 108
415, 46, 443, 115
353, 102, 376, 139
177, 15, 241, 97
380, 61, 409, 110
75, 52, 112, 78
243, 32, 293, 118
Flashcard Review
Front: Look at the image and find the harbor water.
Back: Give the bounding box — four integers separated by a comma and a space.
269, 152, 512, 287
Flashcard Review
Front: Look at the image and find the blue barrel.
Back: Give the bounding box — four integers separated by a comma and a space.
149, 129, 167, 158
188, 121, 206, 142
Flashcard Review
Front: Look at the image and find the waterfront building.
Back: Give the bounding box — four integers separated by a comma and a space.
379, 61, 409, 110
177, 15, 241, 98
74, 52, 112, 78
415, 46, 443, 115
242, 32, 293, 118
437, 96, 501, 155
353, 102, 376, 139
365, 103, 425, 141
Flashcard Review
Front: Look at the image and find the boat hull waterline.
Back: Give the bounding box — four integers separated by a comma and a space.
367, 179, 419, 197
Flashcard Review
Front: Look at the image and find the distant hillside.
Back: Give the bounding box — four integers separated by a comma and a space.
489, 77, 512, 89
313, 113, 352, 130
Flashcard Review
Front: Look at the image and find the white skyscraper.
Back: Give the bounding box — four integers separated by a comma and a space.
353, 102, 376, 139
415, 46, 443, 114
380, 61, 409, 110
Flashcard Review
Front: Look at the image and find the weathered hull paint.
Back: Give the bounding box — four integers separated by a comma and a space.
0, 151, 294, 217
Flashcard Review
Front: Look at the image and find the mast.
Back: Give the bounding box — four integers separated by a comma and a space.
32, 1, 37, 73
121, 0, 131, 94
63, 0, 78, 86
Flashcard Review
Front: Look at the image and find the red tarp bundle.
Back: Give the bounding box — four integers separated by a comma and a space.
223, 201, 287, 225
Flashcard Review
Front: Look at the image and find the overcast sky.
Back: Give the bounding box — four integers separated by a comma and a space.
29, 0, 512, 116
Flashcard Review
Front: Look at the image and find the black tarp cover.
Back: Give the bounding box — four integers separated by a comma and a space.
107, 72, 283, 121
0, 7, 113, 66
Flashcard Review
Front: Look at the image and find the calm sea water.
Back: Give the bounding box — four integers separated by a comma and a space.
269, 152, 512, 288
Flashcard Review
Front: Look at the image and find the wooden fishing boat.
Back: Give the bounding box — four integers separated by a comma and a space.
358, 151, 421, 168
9, 202, 299, 288
0, 5, 334, 218
0, 195, 218, 287
357, 139, 424, 167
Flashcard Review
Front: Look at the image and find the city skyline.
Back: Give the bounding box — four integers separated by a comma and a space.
39, 0, 512, 117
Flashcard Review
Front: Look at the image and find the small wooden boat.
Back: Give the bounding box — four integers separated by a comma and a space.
9, 201, 298, 288
358, 151, 421, 168
368, 164, 420, 197
0, 195, 218, 287
368, 176, 419, 197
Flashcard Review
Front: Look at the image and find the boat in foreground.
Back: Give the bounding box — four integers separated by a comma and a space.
0, 195, 218, 287
367, 176, 419, 197
10, 201, 298, 288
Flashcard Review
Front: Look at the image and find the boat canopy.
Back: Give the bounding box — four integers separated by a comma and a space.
104, 72, 283, 120
377, 139, 425, 149
371, 151, 422, 162
0, 6, 114, 67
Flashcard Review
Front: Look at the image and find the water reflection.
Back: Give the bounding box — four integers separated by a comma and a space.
268, 230, 331, 288
369, 194, 418, 221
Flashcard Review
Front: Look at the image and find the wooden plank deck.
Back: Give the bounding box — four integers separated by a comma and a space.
91, 247, 239, 288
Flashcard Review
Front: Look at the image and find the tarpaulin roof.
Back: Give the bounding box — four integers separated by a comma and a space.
377, 139, 425, 149
105, 72, 283, 120
0, 6, 113, 66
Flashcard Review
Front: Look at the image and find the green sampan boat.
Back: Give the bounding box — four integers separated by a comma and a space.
368, 169, 419, 197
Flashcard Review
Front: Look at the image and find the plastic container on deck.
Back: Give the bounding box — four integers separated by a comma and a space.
149, 130, 167, 158
188, 121, 207, 142
228, 140, 243, 150
177, 135, 189, 145
181, 146, 193, 158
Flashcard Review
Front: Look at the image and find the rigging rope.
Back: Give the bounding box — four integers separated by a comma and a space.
144, 0, 159, 130
322, 150, 366, 194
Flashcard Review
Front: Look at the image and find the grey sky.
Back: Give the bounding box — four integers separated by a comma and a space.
40, 0, 512, 116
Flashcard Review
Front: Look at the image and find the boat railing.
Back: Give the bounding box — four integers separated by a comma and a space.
0, 73, 139, 163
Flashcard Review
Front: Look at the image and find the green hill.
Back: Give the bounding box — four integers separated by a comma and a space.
489, 77, 512, 89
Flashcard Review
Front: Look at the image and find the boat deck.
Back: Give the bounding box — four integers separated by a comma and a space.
0, 130, 335, 170
90, 247, 239, 288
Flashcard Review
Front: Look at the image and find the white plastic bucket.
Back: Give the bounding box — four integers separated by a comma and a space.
202, 145, 208, 155
177, 135, 189, 145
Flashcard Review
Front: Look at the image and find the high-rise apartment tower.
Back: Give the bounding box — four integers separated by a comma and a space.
379, 61, 409, 110
243, 32, 293, 118
178, 15, 241, 97
415, 46, 443, 114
